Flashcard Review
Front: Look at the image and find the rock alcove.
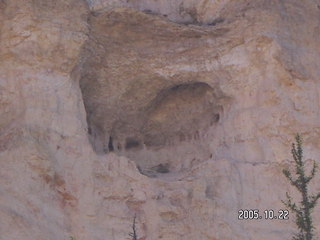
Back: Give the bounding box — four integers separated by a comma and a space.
78, 9, 228, 176
81, 79, 224, 176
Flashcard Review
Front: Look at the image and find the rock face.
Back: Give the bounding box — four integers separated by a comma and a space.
79, 9, 229, 172
1, 0, 320, 239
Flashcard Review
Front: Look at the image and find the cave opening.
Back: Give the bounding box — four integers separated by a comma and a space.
80, 79, 224, 176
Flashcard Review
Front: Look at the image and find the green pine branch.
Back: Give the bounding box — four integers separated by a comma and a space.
305, 162, 317, 184
283, 169, 301, 190
309, 193, 320, 209
282, 134, 320, 240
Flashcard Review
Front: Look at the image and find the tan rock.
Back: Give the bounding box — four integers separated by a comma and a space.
1, 0, 320, 239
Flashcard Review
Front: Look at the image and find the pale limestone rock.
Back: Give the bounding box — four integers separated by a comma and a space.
1, 0, 320, 240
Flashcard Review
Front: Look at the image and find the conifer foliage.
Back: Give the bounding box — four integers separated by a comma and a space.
282, 134, 320, 240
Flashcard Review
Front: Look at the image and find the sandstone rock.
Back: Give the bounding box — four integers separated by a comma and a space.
1, 0, 320, 239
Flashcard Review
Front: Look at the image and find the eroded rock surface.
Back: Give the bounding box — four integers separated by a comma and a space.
79, 8, 230, 172
1, 0, 320, 239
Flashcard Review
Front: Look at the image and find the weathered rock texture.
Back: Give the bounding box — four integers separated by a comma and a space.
1, 0, 320, 239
